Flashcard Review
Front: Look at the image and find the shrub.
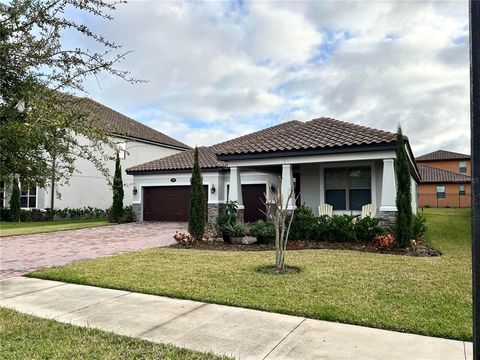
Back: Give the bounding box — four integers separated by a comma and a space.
288, 205, 318, 240
110, 153, 124, 223
0, 208, 11, 221
216, 200, 238, 233
374, 233, 396, 249
328, 214, 356, 242
227, 221, 246, 237
354, 216, 385, 243
250, 220, 276, 243
412, 213, 427, 239
10, 178, 20, 222
173, 231, 194, 245
188, 147, 206, 242
121, 205, 134, 223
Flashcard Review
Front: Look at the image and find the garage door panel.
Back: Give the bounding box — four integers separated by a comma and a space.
143, 186, 207, 222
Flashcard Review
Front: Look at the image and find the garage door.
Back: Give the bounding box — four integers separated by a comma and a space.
243, 184, 267, 223
143, 186, 207, 221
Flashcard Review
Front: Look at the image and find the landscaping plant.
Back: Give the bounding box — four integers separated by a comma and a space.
394, 126, 413, 247
9, 177, 21, 222
188, 147, 206, 242
250, 220, 276, 243
412, 213, 428, 239
110, 153, 124, 223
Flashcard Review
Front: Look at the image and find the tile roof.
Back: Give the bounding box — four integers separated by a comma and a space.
215, 117, 397, 156
127, 146, 226, 173
79, 98, 190, 150
418, 164, 471, 183
416, 150, 470, 162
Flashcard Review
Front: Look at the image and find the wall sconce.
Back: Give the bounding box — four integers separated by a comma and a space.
270, 185, 276, 193
210, 185, 216, 194
132, 186, 138, 195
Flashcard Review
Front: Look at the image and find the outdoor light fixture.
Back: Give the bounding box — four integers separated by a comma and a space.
270, 185, 276, 193
132, 186, 138, 195
210, 184, 216, 194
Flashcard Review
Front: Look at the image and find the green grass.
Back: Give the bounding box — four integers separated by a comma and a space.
29, 209, 472, 341
0, 308, 230, 360
0, 219, 109, 237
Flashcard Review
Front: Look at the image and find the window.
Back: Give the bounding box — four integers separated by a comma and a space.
20, 185, 37, 208
459, 161, 467, 173
436, 185, 446, 199
118, 141, 126, 160
324, 167, 371, 211
0, 181, 4, 208
459, 185, 466, 196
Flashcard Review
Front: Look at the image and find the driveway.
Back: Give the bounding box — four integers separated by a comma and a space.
0, 222, 185, 279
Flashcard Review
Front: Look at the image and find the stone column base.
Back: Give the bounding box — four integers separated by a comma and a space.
207, 203, 225, 224
378, 211, 396, 228
132, 203, 142, 222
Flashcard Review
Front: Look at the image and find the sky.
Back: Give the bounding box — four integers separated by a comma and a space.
68, 0, 470, 156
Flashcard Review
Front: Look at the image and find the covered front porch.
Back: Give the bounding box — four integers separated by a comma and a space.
225, 150, 417, 225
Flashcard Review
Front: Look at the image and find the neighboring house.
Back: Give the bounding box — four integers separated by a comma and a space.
0, 98, 190, 210
126, 118, 420, 225
416, 150, 471, 208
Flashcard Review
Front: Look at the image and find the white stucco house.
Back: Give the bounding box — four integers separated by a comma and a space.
0, 98, 190, 211
126, 118, 420, 225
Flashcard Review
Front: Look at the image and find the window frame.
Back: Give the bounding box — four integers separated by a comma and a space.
20, 184, 37, 209
459, 185, 466, 196
118, 141, 127, 160
436, 185, 446, 199
324, 166, 372, 211
459, 161, 467, 173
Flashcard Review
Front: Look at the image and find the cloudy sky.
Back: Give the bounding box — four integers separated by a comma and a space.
70, 0, 470, 156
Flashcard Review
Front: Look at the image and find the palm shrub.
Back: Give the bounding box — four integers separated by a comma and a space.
394, 126, 413, 247
110, 153, 124, 223
9, 177, 21, 222
188, 147, 206, 242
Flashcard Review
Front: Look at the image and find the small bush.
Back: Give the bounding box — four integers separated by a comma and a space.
288, 205, 318, 240
227, 221, 246, 237
412, 213, 427, 239
250, 220, 276, 243
354, 216, 385, 243
0, 208, 11, 221
374, 233, 396, 249
216, 200, 238, 233
173, 231, 194, 245
121, 205, 134, 223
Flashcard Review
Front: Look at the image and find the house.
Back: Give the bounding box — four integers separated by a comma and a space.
126, 118, 420, 225
0, 98, 190, 210
416, 150, 471, 208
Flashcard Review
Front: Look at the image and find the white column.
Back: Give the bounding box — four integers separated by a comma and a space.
281, 164, 295, 209
379, 158, 397, 212
229, 166, 244, 209
411, 176, 418, 214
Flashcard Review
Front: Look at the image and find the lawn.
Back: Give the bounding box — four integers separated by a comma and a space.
0, 308, 230, 360
29, 208, 472, 341
0, 219, 109, 237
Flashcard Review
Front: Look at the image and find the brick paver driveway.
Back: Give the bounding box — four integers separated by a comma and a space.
0, 222, 185, 279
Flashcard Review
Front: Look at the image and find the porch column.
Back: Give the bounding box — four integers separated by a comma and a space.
229, 166, 244, 209
281, 164, 295, 209
379, 158, 397, 212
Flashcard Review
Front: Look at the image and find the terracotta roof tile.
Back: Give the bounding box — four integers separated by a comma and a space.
416, 150, 470, 162
215, 118, 397, 156
127, 147, 226, 172
418, 164, 471, 183
79, 98, 190, 150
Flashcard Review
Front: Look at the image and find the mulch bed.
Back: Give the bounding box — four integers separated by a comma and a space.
169, 238, 441, 257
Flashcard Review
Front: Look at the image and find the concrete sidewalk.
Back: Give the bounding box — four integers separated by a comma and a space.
0, 277, 472, 360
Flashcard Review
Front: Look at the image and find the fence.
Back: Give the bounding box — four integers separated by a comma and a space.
417, 192, 471, 208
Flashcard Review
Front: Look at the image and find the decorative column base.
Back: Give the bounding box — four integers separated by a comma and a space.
207, 203, 225, 224
378, 211, 396, 228
236, 208, 245, 222
132, 203, 142, 222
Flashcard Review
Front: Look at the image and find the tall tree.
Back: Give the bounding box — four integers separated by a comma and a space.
9, 177, 20, 222
188, 147, 206, 242
395, 126, 413, 247
0, 0, 141, 189
110, 153, 124, 223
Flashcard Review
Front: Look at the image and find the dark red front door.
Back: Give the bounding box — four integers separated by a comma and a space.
242, 184, 267, 222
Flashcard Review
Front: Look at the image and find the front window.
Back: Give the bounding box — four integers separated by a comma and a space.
459, 185, 466, 196
21, 185, 37, 208
325, 167, 371, 211
459, 161, 467, 173
436, 185, 446, 199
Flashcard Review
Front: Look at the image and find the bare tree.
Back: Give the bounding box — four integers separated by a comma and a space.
264, 180, 297, 272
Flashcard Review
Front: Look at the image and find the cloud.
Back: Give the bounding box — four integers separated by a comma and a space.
70, 1, 469, 155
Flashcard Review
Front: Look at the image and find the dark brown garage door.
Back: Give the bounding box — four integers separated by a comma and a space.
243, 184, 266, 223
143, 186, 207, 221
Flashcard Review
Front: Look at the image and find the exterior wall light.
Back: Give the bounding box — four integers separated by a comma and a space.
270, 185, 276, 193
210, 185, 216, 194
132, 186, 138, 195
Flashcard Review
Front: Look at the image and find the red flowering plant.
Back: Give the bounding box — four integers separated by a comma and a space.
173, 231, 194, 245
373, 233, 396, 249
